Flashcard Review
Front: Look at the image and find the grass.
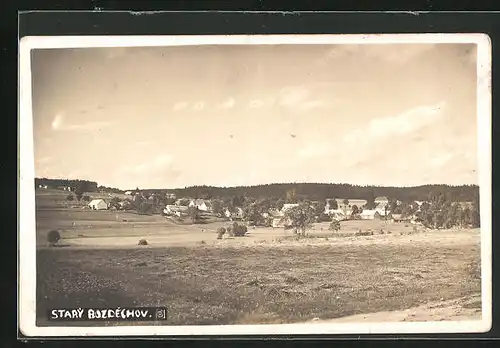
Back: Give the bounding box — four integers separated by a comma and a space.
36, 241, 481, 326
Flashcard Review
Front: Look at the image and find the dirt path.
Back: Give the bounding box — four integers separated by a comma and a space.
306, 295, 482, 323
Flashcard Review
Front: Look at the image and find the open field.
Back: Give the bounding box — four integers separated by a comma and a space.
36, 229, 481, 326
33, 190, 482, 326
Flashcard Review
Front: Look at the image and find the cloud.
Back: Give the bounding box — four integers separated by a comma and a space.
299, 100, 327, 111
153, 154, 173, 168
119, 154, 175, 176
249, 99, 264, 109
193, 102, 205, 111
430, 153, 454, 168
344, 101, 446, 143
297, 143, 336, 159
51, 112, 115, 132
276, 86, 310, 107
173, 102, 188, 111
51, 112, 64, 130
218, 97, 235, 109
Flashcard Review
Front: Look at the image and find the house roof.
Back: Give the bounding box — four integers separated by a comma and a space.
335, 198, 368, 205
281, 203, 299, 212
375, 196, 388, 202
88, 199, 106, 205
360, 209, 378, 215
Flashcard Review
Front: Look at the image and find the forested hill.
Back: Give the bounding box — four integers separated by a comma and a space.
164, 183, 479, 203
35, 178, 479, 203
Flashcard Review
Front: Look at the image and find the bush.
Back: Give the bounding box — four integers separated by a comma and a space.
66, 194, 74, 201
232, 222, 247, 237
82, 195, 91, 202
137, 202, 154, 215
216, 227, 226, 239
47, 230, 61, 245
138, 239, 148, 246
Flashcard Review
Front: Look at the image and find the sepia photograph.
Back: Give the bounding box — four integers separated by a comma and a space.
18, 34, 492, 336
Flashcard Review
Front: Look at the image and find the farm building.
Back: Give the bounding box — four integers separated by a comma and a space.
374, 196, 389, 206
327, 209, 348, 221
88, 199, 108, 210
224, 207, 244, 220
272, 217, 292, 228
281, 203, 299, 214
163, 205, 189, 216
359, 209, 382, 220
189, 199, 212, 212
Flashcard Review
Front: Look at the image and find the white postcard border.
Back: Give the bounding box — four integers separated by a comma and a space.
18, 33, 492, 337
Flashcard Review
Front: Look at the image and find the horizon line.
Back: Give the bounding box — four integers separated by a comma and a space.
34, 177, 479, 192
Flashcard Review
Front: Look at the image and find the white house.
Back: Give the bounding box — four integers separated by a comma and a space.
281, 203, 299, 214
327, 209, 348, 221
88, 199, 108, 210
163, 205, 189, 216
225, 207, 244, 219
189, 199, 212, 212
124, 191, 132, 195
374, 196, 389, 206
359, 210, 382, 220
325, 198, 368, 216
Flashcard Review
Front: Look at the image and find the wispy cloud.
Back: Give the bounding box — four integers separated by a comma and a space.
173, 101, 188, 111
344, 101, 446, 143
51, 112, 115, 132
193, 102, 205, 111
299, 100, 327, 111
249, 99, 264, 109
297, 143, 336, 159
218, 97, 235, 109
276, 86, 310, 107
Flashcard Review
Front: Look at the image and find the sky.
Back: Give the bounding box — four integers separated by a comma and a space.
30, 43, 478, 190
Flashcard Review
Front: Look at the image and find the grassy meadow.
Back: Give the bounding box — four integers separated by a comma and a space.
33, 189, 482, 326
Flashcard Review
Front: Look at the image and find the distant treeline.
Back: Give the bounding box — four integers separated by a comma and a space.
35, 178, 122, 194
161, 183, 480, 203
36, 178, 479, 204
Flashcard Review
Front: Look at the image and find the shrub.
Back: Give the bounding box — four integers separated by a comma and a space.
216, 227, 226, 239
328, 219, 341, 232
232, 222, 248, 237
82, 195, 91, 202
66, 194, 74, 201
138, 239, 148, 246
137, 202, 154, 215
47, 230, 61, 245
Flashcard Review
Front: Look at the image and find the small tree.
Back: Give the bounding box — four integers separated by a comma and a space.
329, 219, 341, 233
341, 198, 350, 219
110, 197, 121, 210
211, 199, 224, 217
232, 222, 248, 237
280, 202, 315, 236
137, 202, 154, 215
47, 230, 61, 246
351, 205, 360, 219
188, 206, 201, 223
216, 227, 226, 239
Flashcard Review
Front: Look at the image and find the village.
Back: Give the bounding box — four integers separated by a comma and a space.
37, 182, 478, 234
